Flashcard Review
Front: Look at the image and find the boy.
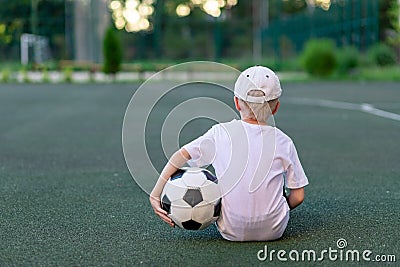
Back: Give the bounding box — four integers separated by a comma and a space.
150, 66, 308, 241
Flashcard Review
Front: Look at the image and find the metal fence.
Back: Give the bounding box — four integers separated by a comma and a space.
262, 0, 380, 58
130, 0, 381, 61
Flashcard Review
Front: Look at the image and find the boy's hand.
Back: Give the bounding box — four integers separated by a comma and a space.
286, 188, 305, 210
149, 195, 175, 227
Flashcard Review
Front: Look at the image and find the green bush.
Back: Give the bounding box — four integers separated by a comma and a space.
103, 27, 122, 76
367, 43, 397, 66
42, 68, 51, 83
336, 46, 360, 74
1, 69, 11, 82
21, 67, 31, 83
300, 38, 338, 76
63, 67, 73, 83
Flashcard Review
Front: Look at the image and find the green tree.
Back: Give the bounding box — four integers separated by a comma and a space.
103, 27, 123, 78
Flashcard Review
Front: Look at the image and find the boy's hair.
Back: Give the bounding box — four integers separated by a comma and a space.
238, 90, 279, 122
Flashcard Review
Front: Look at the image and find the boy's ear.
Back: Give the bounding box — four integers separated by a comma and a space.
272, 100, 280, 115
234, 96, 241, 111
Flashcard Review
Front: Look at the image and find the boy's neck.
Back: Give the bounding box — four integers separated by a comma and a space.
241, 118, 267, 125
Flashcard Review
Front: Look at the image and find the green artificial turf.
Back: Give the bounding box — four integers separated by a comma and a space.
0, 82, 399, 266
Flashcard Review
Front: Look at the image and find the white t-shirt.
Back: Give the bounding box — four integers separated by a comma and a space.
182, 119, 309, 241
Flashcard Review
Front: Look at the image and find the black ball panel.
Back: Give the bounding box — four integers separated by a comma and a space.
161, 194, 171, 214
202, 170, 218, 184
170, 168, 186, 181
182, 219, 202, 230
183, 188, 203, 207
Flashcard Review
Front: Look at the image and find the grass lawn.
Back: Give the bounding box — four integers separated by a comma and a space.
0, 82, 399, 266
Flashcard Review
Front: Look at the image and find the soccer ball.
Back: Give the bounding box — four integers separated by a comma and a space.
161, 167, 222, 230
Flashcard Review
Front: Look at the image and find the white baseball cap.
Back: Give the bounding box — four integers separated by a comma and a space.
234, 66, 282, 103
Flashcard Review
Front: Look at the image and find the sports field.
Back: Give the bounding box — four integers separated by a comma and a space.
0, 82, 399, 266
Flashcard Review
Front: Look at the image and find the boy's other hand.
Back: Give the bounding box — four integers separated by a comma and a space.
149, 195, 175, 227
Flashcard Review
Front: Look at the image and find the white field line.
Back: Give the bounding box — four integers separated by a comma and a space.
286, 97, 400, 122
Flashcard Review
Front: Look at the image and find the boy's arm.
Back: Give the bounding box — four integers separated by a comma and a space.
149, 148, 191, 227
286, 187, 305, 210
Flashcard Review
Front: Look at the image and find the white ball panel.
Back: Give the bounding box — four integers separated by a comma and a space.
182, 171, 207, 188
191, 201, 214, 223
170, 199, 192, 222
163, 179, 188, 202
169, 214, 184, 229
198, 217, 218, 230
200, 180, 221, 204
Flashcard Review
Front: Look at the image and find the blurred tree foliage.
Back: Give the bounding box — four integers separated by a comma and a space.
386, 0, 400, 51
380, 0, 398, 37
0, 0, 65, 60
0, 0, 398, 62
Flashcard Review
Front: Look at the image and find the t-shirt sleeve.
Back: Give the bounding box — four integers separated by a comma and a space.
182, 126, 217, 168
285, 141, 309, 189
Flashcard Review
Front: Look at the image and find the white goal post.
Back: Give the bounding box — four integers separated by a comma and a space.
20, 33, 51, 65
